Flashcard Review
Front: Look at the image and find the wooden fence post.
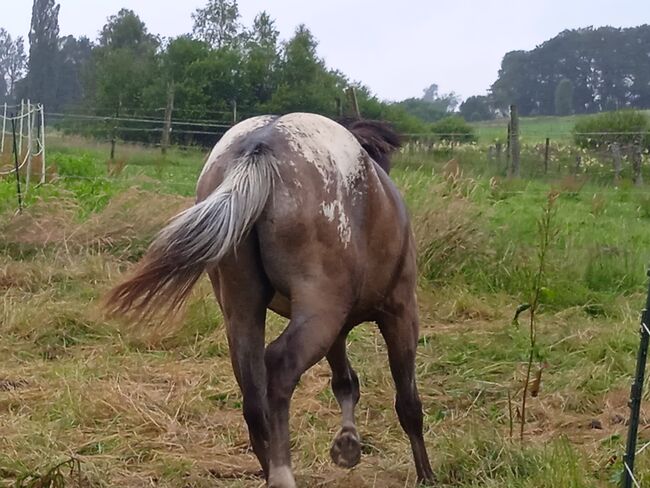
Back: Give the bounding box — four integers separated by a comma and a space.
336, 97, 343, 117
496, 141, 502, 166
509, 105, 520, 178
346, 87, 361, 119
612, 142, 622, 183
632, 145, 643, 186
506, 123, 511, 172
1, 102, 6, 155
574, 154, 582, 174
544, 137, 550, 175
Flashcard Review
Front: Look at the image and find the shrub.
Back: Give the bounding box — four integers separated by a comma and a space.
573, 109, 649, 150
431, 115, 477, 143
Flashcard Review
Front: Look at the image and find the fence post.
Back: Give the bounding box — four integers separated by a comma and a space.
574, 154, 582, 175
25, 100, 32, 191
544, 137, 550, 175
336, 97, 343, 118
622, 270, 650, 488
11, 116, 22, 212
161, 81, 175, 156
232, 99, 237, 124
39, 104, 46, 184
346, 87, 361, 119
509, 105, 520, 178
612, 142, 622, 184
495, 141, 502, 166
506, 123, 511, 172
110, 119, 117, 161
1, 102, 6, 155
632, 145, 643, 186
18, 99, 24, 157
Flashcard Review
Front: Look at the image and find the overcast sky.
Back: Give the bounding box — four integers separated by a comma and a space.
2, 0, 647, 102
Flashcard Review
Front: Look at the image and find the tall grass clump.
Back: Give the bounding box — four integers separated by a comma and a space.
519, 191, 558, 441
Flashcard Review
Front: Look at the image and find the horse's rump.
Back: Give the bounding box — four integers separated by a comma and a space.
105, 113, 405, 321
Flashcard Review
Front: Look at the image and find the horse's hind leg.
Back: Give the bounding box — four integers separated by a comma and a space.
377, 297, 435, 485
264, 293, 348, 488
207, 238, 273, 479
327, 331, 362, 468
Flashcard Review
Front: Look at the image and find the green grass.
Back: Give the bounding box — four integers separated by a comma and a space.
472, 114, 582, 144
1, 138, 649, 487
471, 109, 650, 145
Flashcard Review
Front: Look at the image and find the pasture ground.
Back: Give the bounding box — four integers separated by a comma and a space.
472, 109, 650, 144
1, 134, 650, 487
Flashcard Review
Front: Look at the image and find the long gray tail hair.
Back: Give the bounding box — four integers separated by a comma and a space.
105, 147, 278, 319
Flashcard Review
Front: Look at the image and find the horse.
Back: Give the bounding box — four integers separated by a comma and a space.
105, 112, 435, 487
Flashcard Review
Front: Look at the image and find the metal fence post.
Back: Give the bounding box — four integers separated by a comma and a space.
623, 269, 650, 488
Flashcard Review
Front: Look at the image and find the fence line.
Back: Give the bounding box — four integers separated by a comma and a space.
45, 112, 233, 129
0, 101, 47, 189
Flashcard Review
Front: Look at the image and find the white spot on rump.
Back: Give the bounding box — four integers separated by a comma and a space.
198, 115, 275, 180
275, 113, 367, 249
275, 113, 365, 188
321, 200, 352, 247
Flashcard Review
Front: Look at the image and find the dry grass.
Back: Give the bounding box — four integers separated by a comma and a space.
1, 184, 647, 487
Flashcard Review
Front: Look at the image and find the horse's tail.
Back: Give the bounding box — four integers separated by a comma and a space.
105, 145, 278, 320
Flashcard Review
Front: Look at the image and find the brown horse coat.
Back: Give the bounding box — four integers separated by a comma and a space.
107, 112, 434, 487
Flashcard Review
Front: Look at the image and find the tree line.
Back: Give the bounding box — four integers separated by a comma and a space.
1, 1, 647, 134
488, 25, 650, 118
0, 0, 469, 141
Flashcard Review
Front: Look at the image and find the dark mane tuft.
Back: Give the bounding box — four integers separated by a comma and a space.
338, 118, 402, 174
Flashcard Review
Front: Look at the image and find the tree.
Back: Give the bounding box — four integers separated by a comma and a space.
268, 25, 339, 115
192, 0, 242, 49
242, 11, 280, 108
459, 95, 494, 121
554, 78, 573, 115
28, 0, 60, 108
395, 97, 446, 122
490, 26, 650, 115
0, 29, 27, 102
55, 36, 93, 109
421, 83, 459, 112
249, 11, 279, 47
91, 9, 159, 115
394, 83, 459, 123
431, 115, 477, 143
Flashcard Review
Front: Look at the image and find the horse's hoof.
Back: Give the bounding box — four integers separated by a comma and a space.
330, 428, 361, 468
267, 465, 296, 488
417, 472, 437, 486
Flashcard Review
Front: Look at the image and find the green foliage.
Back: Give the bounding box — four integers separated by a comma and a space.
395, 83, 460, 124
573, 109, 649, 150
431, 115, 477, 142
27, 0, 60, 109
459, 95, 494, 122
554, 79, 573, 116
191, 0, 242, 49
91, 9, 159, 116
266, 24, 339, 115
491, 26, 650, 116
394, 97, 446, 123
0, 29, 27, 102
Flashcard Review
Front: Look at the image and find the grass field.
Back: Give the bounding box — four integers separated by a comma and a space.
472, 109, 650, 144
1, 134, 650, 487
